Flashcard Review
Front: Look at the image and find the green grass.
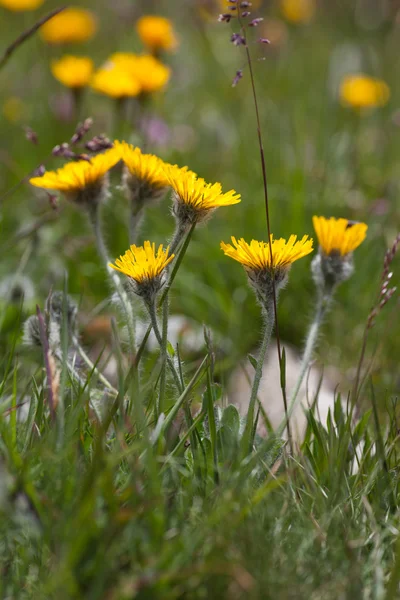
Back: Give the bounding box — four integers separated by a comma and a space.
1, 0, 400, 597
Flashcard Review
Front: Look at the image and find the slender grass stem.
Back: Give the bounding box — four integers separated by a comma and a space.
158, 295, 169, 417
277, 292, 331, 438
71, 334, 118, 395
147, 300, 183, 396
237, 14, 292, 452
88, 204, 136, 356
134, 222, 196, 369
242, 302, 275, 456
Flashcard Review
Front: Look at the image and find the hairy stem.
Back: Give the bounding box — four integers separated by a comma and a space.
147, 301, 183, 396
237, 14, 292, 451
277, 291, 331, 438
242, 302, 275, 456
71, 334, 118, 395
88, 204, 136, 356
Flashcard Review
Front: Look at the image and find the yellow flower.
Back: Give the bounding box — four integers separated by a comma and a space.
339, 75, 390, 109
29, 148, 120, 206
0, 0, 43, 10
108, 53, 170, 94
280, 0, 316, 23
116, 140, 169, 189
109, 241, 174, 287
91, 66, 141, 99
40, 8, 97, 45
51, 55, 94, 89
164, 164, 241, 224
221, 235, 314, 271
136, 15, 178, 53
312, 216, 368, 256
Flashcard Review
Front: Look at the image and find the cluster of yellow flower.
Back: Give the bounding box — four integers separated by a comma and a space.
0, 5, 177, 101
40, 10, 177, 100
29, 142, 367, 292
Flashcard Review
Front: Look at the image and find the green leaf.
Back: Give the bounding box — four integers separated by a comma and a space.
280, 347, 286, 390
167, 341, 175, 357
248, 354, 258, 370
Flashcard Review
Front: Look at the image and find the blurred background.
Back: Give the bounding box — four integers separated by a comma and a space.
1, 0, 399, 395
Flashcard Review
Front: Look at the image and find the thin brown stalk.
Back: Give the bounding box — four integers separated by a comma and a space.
237, 14, 293, 454
0, 7, 67, 71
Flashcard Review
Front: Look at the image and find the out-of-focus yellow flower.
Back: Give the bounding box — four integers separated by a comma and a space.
312, 216, 368, 256
40, 8, 97, 45
221, 235, 313, 271
108, 53, 170, 94
109, 242, 174, 285
339, 75, 390, 109
280, 0, 316, 23
136, 15, 178, 53
0, 0, 43, 11
3, 96, 25, 122
29, 148, 120, 206
91, 65, 141, 99
51, 56, 94, 89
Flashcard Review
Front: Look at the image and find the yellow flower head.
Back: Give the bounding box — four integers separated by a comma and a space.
136, 15, 178, 53
109, 241, 174, 298
40, 8, 97, 45
280, 0, 316, 23
312, 216, 368, 256
221, 235, 313, 298
221, 235, 314, 271
114, 141, 170, 208
29, 148, 120, 206
0, 0, 43, 11
339, 75, 390, 109
91, 65, 141, 99
116, 140, 169, 188
164, 164, 241, 225
51, 55, 94, 89
108, 53, 170, 94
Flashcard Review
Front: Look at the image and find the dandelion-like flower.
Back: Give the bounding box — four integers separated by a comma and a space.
339, 75, 390, 109
221, 235, 313, 302
29, 148, 120, 207
115, 140, 170, 207
280, 0, 316, 23
109, 241, 174, 301
40, 8, 97, 45
312, 215, 368, 290
108, 53, 170, 95
51, 56, 94, 89
164, 164, 241, 226
91, 65, 141, 99
0, 0, 43, 11
136, 15, 178, 53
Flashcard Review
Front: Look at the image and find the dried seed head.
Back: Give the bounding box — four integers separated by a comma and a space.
23, 315, 42, 348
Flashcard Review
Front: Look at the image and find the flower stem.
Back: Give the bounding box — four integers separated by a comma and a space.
129, 205, 144, 245
134, 222, 196, 370
237, 12, 290, 449
242, 302, 275, 456
88, 204, 136, 356
276, 291, 331, 438
71, 334, 118, 395
147, 300, 183, 397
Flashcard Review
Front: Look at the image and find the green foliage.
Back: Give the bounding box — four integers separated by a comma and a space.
1, 0, 400, 597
